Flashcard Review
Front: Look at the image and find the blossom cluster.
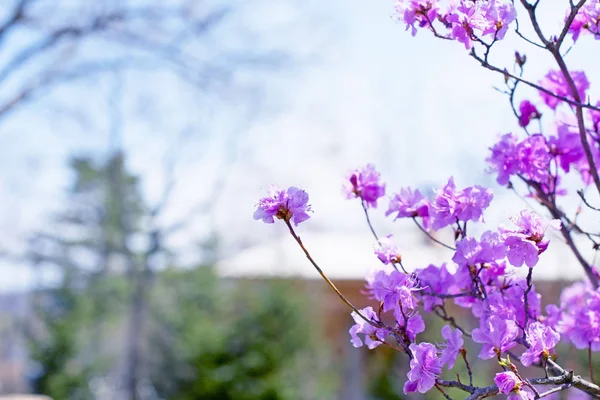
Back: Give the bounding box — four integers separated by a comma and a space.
550, 282, 600, 351
253, 1, 600, 397
394, 0, 517, 48
386, 176, 493, 230
253, 185, 312, 226
254, 164, 567, 395
568, 1, 600, 42
488, 68, 599, 190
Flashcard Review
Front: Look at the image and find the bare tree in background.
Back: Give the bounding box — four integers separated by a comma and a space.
0, 0, 288, 121
0, 0, 307, 398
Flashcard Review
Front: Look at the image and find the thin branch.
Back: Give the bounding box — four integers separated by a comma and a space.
461, 348, 473, 387
435, 383, 455, 400
412, 217, 456, 250
469, 49, 600, 113
284, 220, 383, 329
361, 199, 380, 243
552, 54, 600, 200
0, 0, 29, 43
523, 178, 600, 288
578, 189, 600, 212
556, 0, 589, 49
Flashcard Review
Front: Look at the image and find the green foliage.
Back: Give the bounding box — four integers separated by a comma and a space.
28, 278, 96, 399
148, 268, 334, 400
27, 152, 334, 400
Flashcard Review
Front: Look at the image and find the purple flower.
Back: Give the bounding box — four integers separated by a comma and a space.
544, 304, 562, 330
403, 342, 441, 394
521, 322, 560, 366
370, 270, 417, 313
471, 279, 541, 329
446, 0, 515, 48
504, 235, 540, 268
349, 307, 389, 349
487, 133, 520, 185
495, 371, 520, 394
561, 281, 591, 309
415, 263, 456, 312
374, 235, 402, 264
479, 261, 508, 286
472, 315, 519, 359
518, 100, 541, 127
386, 187, 430, 220
479, 231, 508, 262
568, 3, 600, 42
343, 164, 386, 208
398, 313, 426, 341
447, 1, 480, 49
516, 134, 551, 183
431, 178, 492, 229
504, 279, 542, 327
452, 237, 482, 267
501, 210, 561, 268
452, 231, 507, 267
568, 8, 588, 42
394, 0, 440, 36
480, 0, 516, 40
439, 325, 464, 369
568, 292, 600, 351
431, 177, 460, 230
253, 185, 312, 226
511, 209, 561, 238
495, 372, 534, 399
456, 185, 493, 222
539, 70, 589, 110
549, 124, 585, 173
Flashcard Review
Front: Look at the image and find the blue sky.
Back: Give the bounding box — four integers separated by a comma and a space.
0, 0, 599, 290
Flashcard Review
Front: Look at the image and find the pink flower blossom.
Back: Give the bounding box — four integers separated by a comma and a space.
349, 307, 389, 349
521, 322, 560, 366
431, 178, 493, 229
374, 235, 402, 264
567, 2, 600, 42
404, 342, 442, 393
549, 124, 585, 173
415, 263, 456, 312
386, 187, 430, 220
539, 70, 589, 110
501, 209, 561, 268
472, 315, 519, 359
518, 100, 541, 127
370, 270, 418, 313
394, 0, 440, 36
253, 185, 312, 226
487, 133, 520, 185
495, 372, 534, 399
343, 164, 386, 208
439, 325, 464, 369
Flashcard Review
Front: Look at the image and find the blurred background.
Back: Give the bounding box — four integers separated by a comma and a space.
0, 0, 599, 399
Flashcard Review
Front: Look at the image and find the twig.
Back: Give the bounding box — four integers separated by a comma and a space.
361, 199, 380, 243
590, 344, 596, 385
284, 220, 383, 328
435, 383, 455, 400
412, 217, 456, 250
578, 189, 600, 212
461, 348, 473, 387
469, 49, 600, 113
